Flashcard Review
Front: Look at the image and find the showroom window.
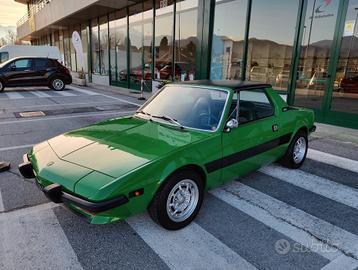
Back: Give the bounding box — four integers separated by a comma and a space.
155, 0, 174, 80
91, 18, 100, 74
99, 16, 109, 75
246, 0, 300, 90
109, 10, 127, 86
175, 0, 199, 81
81, 24, 88, 73
210, 0, 248, 80
129, 3, 144, 88
59, 31, 64, 65
63, 30, 71, 69
143, 0, 154, 83
294, 0, 339, 109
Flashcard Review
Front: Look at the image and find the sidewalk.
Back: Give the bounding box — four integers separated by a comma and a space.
312, 123, 358, 146
86, 82, 152, 100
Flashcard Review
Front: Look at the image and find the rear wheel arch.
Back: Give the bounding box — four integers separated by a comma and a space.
297, 126, 308, 136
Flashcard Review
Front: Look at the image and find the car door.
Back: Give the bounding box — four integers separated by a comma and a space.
221, 88, 287, 183
5, 58, 35, 87
33, 58, 52, 86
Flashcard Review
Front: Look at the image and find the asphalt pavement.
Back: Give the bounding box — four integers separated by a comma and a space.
0, 85, 357, 270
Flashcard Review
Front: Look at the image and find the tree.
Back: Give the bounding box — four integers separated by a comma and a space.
0, 30, 18, 46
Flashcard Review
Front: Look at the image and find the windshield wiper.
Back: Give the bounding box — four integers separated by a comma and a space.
136, 110, 152, 117
137, 111, 184, 129
151, 115, 184, 129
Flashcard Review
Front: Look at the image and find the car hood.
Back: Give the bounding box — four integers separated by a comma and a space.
47, 116, 209, 178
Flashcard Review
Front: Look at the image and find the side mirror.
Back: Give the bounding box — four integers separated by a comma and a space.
10, 65, 16, 71
224, 118, 239, 132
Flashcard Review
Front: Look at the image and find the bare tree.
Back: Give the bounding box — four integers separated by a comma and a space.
0, 30, 18, 46
6, 30, 17, 44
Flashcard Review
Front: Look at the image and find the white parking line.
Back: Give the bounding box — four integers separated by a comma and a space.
128, 213, 257, 270
55, 91, 77, 97
0, 205, 83, 270
67, 86, 98, 96
321, 254, 358, 270
211, 188, 341, 261
5, 92, 24, 99
68, 86, 142, 106
308, 149, 358, 174
29, 91, 51, 98
0, 110, 136, 126
260, 165, 358, 210
220, 182, 358, 260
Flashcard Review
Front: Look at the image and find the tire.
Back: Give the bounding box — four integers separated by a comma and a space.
148, 169, 204, 230
0, 80, 4, 92
50, 78, 65, 91
279, 130, 308, 169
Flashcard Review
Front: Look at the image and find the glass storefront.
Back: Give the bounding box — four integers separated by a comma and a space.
91, 18, 100, 74
155, 0, 174, 80
31, 0, 358, 128
210, 0, 247, 80
331, 0, 358, 115
109, 10, 128, 87
247, 0, 300, 90
99, 16, 109, 75
175, 0, 199, 81
128, 3, 147, 89
294, 0, 339, 109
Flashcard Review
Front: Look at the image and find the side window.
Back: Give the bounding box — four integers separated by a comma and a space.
229, 89, 274, 124
0, 52, 9, 63
34, 59, 49, 70
12, 59, 32, 69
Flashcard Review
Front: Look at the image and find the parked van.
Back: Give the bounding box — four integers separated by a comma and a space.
0, 45, 61, 63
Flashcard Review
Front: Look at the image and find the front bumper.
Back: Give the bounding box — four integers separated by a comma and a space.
18, 154, 129, 213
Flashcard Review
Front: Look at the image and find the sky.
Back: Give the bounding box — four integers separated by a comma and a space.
0, 0, 27, 38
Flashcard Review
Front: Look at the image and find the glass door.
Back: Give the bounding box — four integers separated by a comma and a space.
294, 0, 340, 109
330, 0, 358, 116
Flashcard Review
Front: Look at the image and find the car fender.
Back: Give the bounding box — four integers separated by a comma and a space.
89, 144, 209, 211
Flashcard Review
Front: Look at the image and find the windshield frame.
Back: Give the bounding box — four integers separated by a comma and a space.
136, 84, 231, 133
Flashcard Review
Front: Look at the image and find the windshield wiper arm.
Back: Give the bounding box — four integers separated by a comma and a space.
151, 115, 184, 129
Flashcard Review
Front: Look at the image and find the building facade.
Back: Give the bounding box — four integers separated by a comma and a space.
16, 0, 358, 128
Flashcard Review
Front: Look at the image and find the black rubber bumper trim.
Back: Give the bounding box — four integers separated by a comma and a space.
41, 183, 129, 213
18, 154, 35, 179
309, 125, 317, 133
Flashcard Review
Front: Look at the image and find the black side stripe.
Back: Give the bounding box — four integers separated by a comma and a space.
205, 133, 292, 173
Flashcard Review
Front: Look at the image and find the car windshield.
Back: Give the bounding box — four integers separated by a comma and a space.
137, 85, 229, 131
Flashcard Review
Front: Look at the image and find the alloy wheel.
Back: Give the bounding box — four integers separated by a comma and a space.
293, 137, 307, 164
53, 79, 64, 90
166, 179, 199, 222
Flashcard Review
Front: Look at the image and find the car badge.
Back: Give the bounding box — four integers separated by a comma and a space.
47, 161, 55, 167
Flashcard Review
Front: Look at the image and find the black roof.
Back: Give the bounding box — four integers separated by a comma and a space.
177, 80, 271, 91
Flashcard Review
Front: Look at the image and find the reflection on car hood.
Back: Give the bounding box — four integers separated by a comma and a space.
48, 116, 209, 178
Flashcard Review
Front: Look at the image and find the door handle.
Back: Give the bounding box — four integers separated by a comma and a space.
272, 124, 279, 132
24, 70, 31, 72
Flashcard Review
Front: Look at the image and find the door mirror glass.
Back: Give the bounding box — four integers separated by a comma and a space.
225, 118, 239, 132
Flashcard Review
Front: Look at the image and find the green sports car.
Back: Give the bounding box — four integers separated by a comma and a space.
19, 80, 315, 230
